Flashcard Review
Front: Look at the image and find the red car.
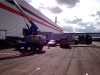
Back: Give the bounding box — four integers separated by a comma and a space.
60, 38, 70, 48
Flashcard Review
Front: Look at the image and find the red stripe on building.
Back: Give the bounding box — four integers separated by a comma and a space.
0, 3, 21, 16
0, 3, 63, 33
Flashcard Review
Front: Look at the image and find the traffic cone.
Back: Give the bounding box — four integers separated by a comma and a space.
48, 45, 50, 49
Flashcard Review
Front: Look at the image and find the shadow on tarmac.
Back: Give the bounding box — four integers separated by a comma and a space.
60, 44, 72, 49
0, 50, 46, 61
0, 46, 13, 50
15, 49, 46, 54
61, 46, 72, 49
0, 55, 23, 61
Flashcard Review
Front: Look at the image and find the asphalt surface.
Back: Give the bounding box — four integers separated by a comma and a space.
0, 42, 100, 75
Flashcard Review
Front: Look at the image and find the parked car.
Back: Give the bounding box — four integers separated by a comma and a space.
47, 40, 57, 46
60, 38, 70, 48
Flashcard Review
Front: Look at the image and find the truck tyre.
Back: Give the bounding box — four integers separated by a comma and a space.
75, 41, 78, 45
24, 47, 28, 50
14, 43, 21, 50
30, 46, 37, 51
38, 44, 43, 51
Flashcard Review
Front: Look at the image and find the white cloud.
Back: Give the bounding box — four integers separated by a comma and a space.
25, 0, 100, 33
56, 0, 80, 8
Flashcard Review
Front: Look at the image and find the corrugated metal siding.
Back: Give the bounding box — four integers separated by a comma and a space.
53, 34, 64, 40
0, 8, 26, 37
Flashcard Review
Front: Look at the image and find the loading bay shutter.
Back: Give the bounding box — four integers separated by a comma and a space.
0, 30, 6, 40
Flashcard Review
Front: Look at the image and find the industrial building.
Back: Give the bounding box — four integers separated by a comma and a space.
0, 0, 100, 46
0, 0, 63, 43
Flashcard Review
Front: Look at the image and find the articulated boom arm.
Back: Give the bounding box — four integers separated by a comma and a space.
6, 0, 38, 36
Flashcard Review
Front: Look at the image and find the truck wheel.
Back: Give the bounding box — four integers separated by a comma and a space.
86, 42, 90, 45
38, 45, 43, 51
24, 47, 28, 50
14, 43, 21, 50
75, 41, 78, 45
30, 46, 37, 51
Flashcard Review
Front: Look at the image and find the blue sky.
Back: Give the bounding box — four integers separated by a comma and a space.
25, 0, 100, 33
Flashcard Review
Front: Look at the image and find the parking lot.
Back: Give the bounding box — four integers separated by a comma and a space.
0, 42, 100, 75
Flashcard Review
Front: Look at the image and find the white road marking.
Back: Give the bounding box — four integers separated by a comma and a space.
86, 73, 88, 75
0, 53, 14, 55
29, 68, 40, 75
0, 53, 11, 55
4, 53, 11, 54
35, 68, 40, 71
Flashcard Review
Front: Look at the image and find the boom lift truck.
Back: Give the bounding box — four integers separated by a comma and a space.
7, 0, 46, 53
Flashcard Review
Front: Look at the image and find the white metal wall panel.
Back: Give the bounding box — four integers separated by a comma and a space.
0, 8, 26, 37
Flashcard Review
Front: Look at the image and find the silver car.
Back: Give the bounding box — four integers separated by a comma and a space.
47, 40, 57, 46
